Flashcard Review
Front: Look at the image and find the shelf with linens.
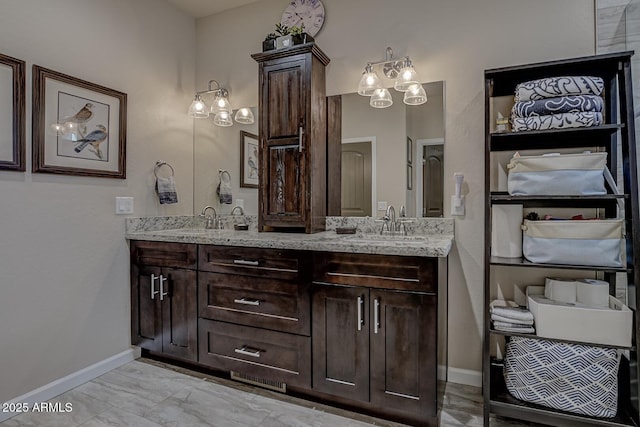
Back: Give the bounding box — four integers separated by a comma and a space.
483, 51, 640, 427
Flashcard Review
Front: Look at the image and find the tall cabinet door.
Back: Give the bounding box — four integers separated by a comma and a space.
260, 57, 308, 227
161, 267, 197, 361
370, 290, 437, 418
131, 264, 163, 353
312, 284, 369, 402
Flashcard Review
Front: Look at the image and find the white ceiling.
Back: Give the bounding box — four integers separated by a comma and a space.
166, 0, 265, 18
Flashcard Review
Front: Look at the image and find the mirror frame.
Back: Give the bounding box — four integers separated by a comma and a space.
0, 52, 25, 171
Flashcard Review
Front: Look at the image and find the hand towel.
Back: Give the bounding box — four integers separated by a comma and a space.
156, 175, 178, 204
493, 324, 535, 334
217, 171, 232, 204
491, 313, 534, 326
514, 76, 604, 102
490, 305, 535, 323
493, 321, 534, 329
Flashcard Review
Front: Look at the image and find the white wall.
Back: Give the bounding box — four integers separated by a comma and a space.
195, 0, 595, 378
0, 0, 195, 402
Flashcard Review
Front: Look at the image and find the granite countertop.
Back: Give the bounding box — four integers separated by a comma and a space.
125, 216, 454, 258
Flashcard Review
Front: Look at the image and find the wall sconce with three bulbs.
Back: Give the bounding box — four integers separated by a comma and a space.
357, 47, 427, 108
187, 79, 254, 126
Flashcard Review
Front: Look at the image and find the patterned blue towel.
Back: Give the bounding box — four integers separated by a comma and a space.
511, 111, 602, 132
512, 94, 603, 117
514, 76, 604, 102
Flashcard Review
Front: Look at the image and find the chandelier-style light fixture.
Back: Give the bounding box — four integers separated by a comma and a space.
357, 47, 427, 108
187, 79, 254, 127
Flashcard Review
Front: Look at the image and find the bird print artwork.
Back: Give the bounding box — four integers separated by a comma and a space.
248, 145, 258, 179
66, 103, 94, 123
74, 124, 108, 159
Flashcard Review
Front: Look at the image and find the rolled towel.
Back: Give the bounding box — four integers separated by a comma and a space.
491, 313, 534, 326
490, 306, 535, 323
514, 76, 604, 102
511, 94, 603, 117
156, 175, 178, 205
511, 111, 602, 132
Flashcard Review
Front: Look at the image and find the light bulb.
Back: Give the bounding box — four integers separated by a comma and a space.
403, 83, 427, 105
235, 107, 255, 124
357, 64, 381, 96
369, 88, 393, 108
213, 111, 233, 127
188, 94, 209, 118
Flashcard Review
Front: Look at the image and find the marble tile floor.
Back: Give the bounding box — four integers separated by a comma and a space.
1, 358, 543, 427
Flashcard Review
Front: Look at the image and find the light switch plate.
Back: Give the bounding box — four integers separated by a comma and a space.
377, 201, 388, 211
236, 199, 244, 209
115, 197, 134, 214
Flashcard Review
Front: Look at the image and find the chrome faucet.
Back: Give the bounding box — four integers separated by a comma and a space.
199, 205, 218, 229
379, 205, 408, 235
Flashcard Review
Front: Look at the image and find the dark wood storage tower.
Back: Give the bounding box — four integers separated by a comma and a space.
483, 52, 640, 426
252, 44, 329, 233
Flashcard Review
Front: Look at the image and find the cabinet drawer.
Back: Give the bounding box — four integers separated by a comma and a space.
198, 272, 309, 335
198, 319, 310, 388
314, 252, 437, 293
130, 241, 196, 269
199, 245, 303, 281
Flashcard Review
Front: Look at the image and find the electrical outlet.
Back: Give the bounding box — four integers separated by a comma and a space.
377, 201, 388, 211
115, 197, 134, 214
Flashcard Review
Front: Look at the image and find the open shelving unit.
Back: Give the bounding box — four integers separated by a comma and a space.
483, 52, 640, 426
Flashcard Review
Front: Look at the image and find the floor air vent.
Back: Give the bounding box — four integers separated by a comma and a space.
230, 371, 287, 393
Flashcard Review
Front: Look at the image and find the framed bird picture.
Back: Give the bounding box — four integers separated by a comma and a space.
32, 65, 127, 178
240, 131, 258, 188
0, 52, 25, 172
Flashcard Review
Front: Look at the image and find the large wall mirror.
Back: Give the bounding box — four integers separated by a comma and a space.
193, 81, 444, 218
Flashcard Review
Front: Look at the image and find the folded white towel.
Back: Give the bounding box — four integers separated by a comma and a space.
491, 313, 534, 326
490, 306, 534, 323
494, 324, 535, 334
493, 321, 534, 329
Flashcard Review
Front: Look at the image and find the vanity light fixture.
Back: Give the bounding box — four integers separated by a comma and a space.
357, 47, 427, 108
187, 79, 254, 126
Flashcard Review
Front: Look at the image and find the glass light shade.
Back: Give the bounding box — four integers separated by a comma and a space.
394, 60, 419, 92
357, 65, 381, 96
210, 94, 232, 115
188, 95, 209, 118
403, 84, 428, 105
213, 111, 233, 127
369, 88, 393, 108
234, 108, 255, 124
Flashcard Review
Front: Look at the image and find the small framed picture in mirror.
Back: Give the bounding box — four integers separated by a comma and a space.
407, 136, 413, 165
407, 164, 413, 190
240, 131, 259, 188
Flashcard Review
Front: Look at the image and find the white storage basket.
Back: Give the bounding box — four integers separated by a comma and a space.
507, 152, 607, 196
522, 219, 624, 267
504, 336, 619, 418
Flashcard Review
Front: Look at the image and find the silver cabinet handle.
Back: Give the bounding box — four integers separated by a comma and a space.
374, 298, 380, 334
357, 295, 364, 331
233, 259, 259, 266
234, 346, 262, 358
150, 274, 159, 299
159, 275, 168, 301
298, 126, 304, 152
234, 298, 260, 306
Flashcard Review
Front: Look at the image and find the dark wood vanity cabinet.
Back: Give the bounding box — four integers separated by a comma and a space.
252, 44, 330, 233
130, 241, 197, 362
312, 252, 439, 425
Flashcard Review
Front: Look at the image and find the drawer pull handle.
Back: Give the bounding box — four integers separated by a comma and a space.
159, 275, 168, 301
233, 259, 259, 266
234, 298, 261, 306
234, 346, 262, 358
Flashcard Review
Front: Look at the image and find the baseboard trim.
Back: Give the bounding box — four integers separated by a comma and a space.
447, 367, 482, 387
0, 347, 139, 422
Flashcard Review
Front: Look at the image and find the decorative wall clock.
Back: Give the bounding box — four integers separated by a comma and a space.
281, 0, 325, 37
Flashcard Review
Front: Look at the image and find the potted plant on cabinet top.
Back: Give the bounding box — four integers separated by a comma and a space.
263, 32, 277, 52
270, 23, 314, 50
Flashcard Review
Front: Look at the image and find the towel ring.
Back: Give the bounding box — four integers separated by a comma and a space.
219, 169, 231, 183
154, 161, 175, 178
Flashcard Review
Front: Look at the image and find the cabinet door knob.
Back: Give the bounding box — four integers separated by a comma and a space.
150, 274, 160, 300
159, 275, 168, 301
233, 298, 260, 306
234, 346, 262, 358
